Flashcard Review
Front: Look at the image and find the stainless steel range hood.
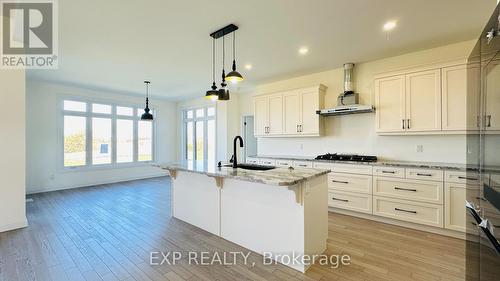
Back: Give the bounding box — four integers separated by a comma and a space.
317, 63, 375, 116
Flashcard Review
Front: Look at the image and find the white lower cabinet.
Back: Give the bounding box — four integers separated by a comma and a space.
444, 182, 479, 233
328, 173, 372, 194
328, 190, 372, 214
373, 177, 443, 205
373, 196, 443, 227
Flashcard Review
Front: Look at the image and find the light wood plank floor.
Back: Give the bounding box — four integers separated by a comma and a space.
0, 177, 466, 281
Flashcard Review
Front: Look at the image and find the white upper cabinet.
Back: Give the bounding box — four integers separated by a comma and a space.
253, 85, 326, 137
299, 88, 323, 135
375, 75, 406, 133
268, 94, 283, 135
375, 62, 475, 135
254, 96, 269, 136
405, 69, 441, 132
283, 91, 301, 135
442, 64, 480, 131
485, 59, 500, 131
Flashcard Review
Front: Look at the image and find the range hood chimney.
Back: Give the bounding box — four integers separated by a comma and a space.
316, 63, 375, 116
338, 63, 358, 106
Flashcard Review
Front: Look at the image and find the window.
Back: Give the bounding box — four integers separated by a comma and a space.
183, 106, 216, 168
62, 99, 155, 168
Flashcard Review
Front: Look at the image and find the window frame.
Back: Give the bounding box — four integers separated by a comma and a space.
58, 95, 157, 172
181, 105, 217, 167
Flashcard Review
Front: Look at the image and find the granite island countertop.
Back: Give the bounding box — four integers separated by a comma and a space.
156, 162, 331, 186
248, 155, 500, 173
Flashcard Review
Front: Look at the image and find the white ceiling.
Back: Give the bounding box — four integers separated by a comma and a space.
27, 0, 496, 100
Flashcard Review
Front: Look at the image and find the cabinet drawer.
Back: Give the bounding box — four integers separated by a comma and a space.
293, 161, 313, 168
373, 196, 443, 227
246, 157, 259, 164
313, 162, 372, 175
406, 168, 443, 181
373, 166, 405, 178
328, 191, 372, 214
373, 177, 443, 204
444, 170, 479, 184
328, 173, 372, 194
259, 159, 276, 166
275, 159, 293, 167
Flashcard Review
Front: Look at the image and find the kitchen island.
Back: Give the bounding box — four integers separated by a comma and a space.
158, 162, 330, 272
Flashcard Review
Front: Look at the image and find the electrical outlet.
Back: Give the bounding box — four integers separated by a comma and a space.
416, 145, 424, 153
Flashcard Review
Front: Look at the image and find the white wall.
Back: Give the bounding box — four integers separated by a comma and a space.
0, 69, 27, 232
26, 81, 177, 194
239, 40, 476, 163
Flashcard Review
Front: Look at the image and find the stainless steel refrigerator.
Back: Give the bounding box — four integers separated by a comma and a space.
466, 3, 500, 280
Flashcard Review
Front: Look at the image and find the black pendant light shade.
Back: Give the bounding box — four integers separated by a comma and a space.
141, 81, 154, 120
206, 37, 219, 101
225, 32, 243, 83
218, 36, 230, 101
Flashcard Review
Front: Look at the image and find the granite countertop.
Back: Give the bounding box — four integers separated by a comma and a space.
248, 155, 499, 172
156, 161, 331, 186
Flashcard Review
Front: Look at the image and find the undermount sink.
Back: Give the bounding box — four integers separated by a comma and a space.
222, 163, 276, 171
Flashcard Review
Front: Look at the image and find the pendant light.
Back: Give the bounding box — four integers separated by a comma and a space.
218, 36, 230, 101
225, 32, 243, 83
205, 37, 219, 101
141, 81, 153, 120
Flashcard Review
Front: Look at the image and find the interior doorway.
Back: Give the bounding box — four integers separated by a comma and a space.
242, 116, 257, 162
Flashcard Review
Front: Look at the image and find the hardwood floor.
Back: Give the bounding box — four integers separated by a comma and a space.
0, 177, 466, 281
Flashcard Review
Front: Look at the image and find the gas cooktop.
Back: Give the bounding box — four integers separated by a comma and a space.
315, 153, 378, 162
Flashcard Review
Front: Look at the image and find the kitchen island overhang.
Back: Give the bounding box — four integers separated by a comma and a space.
158, 162, 330, 273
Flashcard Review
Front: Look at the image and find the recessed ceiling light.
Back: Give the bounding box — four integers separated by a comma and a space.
383, 20, 397, 31
244, 64, 252, 70
298, 47, 309, 55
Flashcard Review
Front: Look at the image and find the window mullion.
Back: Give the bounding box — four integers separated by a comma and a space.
111, 106, 117, 165
86, 102, 92, 167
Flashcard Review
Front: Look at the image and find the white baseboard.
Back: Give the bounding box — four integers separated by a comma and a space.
0, 218, 28, 233
27, 172, 168, 194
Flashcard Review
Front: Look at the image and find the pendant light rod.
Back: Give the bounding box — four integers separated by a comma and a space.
210, 24, 238, 39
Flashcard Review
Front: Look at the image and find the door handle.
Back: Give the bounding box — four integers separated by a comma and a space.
297, 125, 299, 133
459, 176, 478, 181
407, 119, 411, 129
332, 197, 349, 202
402, 119, 405, 130
299, 125, 303, 132
416, 173, 433, 177
381, 170, 396, 174
487, 115, 492, 127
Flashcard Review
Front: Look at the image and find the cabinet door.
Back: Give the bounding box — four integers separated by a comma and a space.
299, 90, 320, 135
283, 91, 301, 135
442, 65, 468, 131
254, 96, 268, 136
375, 75, 406, 133
405, 69, 442, 131
485, 59, 500, 130
268, 94, 283, 135
444, 183, 466, 232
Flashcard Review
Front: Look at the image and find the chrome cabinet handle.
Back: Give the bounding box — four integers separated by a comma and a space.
332, 180, 349, 184
416, 173, 433, 177
332, 197, 349, 202
395, 207, 417, 214
394, 187, 417, 192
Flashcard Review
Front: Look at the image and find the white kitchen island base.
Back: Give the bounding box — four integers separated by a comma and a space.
167, 165, 329, 273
